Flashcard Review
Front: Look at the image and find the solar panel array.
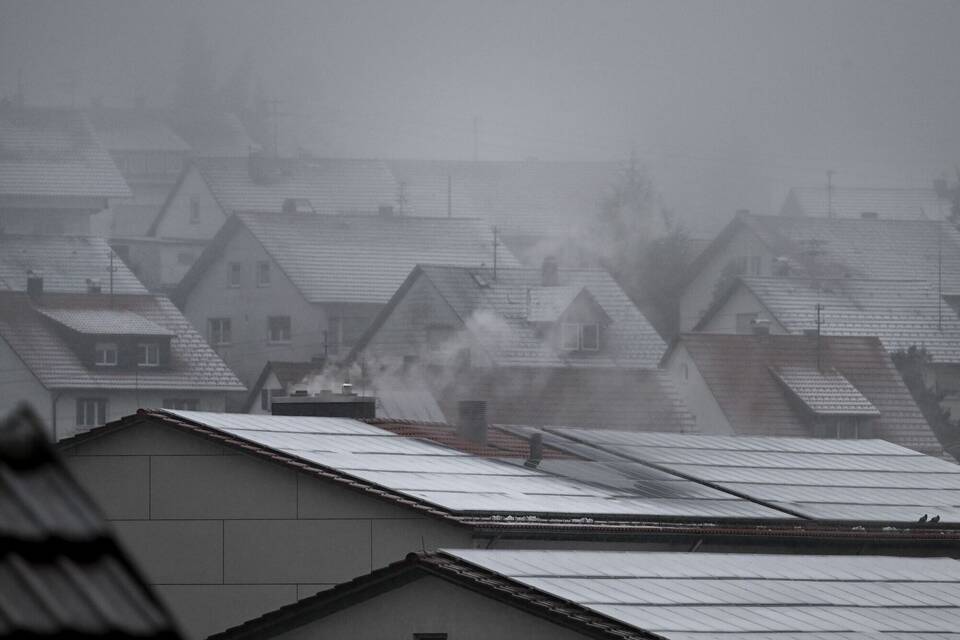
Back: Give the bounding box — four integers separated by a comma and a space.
447, 549, 960, 639
165, 411, 786, 520
548, 428, 960, 522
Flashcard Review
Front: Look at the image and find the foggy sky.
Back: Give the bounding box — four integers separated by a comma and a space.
3, 0, 959, 229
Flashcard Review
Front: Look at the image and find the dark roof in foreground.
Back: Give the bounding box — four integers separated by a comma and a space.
176, 212, 519, 306
0, 234, 146, 295
0, 106, 130, 199
0, 292, 244, 391
667, 333, 939, 453
781, 185, 951, 221
0, 405, 180, 638
534, 426, 960, 523
211, 549, 960, 640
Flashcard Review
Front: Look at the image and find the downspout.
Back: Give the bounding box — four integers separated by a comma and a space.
51, 391, 63, 441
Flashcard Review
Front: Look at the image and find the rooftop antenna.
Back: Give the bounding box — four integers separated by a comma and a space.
492, 225, 499, 281
826, 170, 835, 218
815, 303, 824, 370
267, 97, 282, 156
107, 250, 116, 308
16, 68, 25, 107
938, 229, 943, 331
447, 174, 452, 218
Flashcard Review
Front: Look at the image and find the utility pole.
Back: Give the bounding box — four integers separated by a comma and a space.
108, 250, 116, 308
492, 225, 499, 281
938, 230, 943, 331
826, 170, 835, 219
472, 116, 479, 162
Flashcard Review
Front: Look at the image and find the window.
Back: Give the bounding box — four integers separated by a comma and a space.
750, 255, 762, 275
736, 312, 759, 334
268, 316, 292, 343
94, 342, 118, 366
137, 343, 160, 367
162, 399, 199, 411
257, 261, 271, 287
76, 398, 107, 428
189, 197, 200, 224
228, 262, 242, 288
560, 322, 600, 352
208, 318, 232, 345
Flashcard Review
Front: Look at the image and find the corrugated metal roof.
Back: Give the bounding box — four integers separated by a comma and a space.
235, 212, 519, 304
770, 366, 879, 416
545, 427, 960, 523
446, 549, 960, 638
37, 307, 174, 336
782, 186, 951, 221
0, 405, 180, 638
158, 410, 789, 520
674, 334, 939, 453
0, 234, 147, 295
740, 277, 960, 364
0, 107, 130, 199
417, 265, 664, 368
0, 292, 244, 392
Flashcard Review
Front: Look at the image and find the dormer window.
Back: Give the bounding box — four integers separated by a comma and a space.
94, 342, 118, 366
137, 342, 160, 367
560, 322, 600, 352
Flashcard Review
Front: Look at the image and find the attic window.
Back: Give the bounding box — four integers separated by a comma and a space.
137, 343, 160, 367
560, 322, 599, 352
94, 342, 118, 366
189, 198, 200, 224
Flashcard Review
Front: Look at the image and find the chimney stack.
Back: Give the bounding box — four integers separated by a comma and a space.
26, 270, 43, 297
86, 278, 102, 294
524, 431, 543, 468
541, 256, 559, 286
457, 400, 488, 445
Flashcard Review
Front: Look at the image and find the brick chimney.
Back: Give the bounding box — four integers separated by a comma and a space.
541, 256, 559, 286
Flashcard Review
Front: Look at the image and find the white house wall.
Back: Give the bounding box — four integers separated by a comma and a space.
698, 285, 788, 334
0, 336, 53, 432
62, 421, 473, 639
679, 227, 774, 331
275, 574, 593, 640
663, 343, 734, 435
154, 167, 225, 240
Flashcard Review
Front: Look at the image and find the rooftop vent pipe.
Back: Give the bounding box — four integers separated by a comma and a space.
457, 400, 488, 445
26, 271, 43, 297
524, 431, 544, 469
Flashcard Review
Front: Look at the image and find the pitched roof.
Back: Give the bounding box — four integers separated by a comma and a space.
0, 106, 130, 199
37, 307, 174, 336
526, 285, 588, 322
369, 420, 575, 459
0, 405, 181, 638
0, 292, 244, 391
0, 234, 147, 295
770, 366, 880, 416
668, 333, 939, 453
178, 212, 516, 305
542, 427, 960, 523
729, 277, 960, 364
88, 107, 190, 152
385, 159, 619, 237
193, 156, 398, 215
211, 549, 960, 640
409, 265, 665, 368
685, 213, 960, 291
163, 111, 255, 156
782, 186, 951, 221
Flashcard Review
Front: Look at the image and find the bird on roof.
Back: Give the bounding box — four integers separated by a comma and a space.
930, 515, 941, 524
918, 514, 929, 523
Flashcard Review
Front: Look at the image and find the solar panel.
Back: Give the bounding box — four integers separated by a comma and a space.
444, 550, 960, 638
164, 411, 789, 520
548, 427, 960, 523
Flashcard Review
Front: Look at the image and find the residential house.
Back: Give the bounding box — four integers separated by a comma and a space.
679, 212, 960, 331
88, 106, 192, 238
243, 360, 447, 423
695, 276, 960, 418
0, 405, 182, 639
349, 262, 693, 431
60, 410, 960, 637
144, 155, 398, 288
210, 550, 960, 640
173, 211, 514, 391
0, 105, 130, 235
660, 333, 941, 454
780, 185, 951, 221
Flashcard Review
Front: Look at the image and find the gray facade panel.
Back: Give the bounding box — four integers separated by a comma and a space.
155, 584, 298, 640
112, 520, 224, 584
65, 455, 149, 519
296, 473, 415, 519
370, 518, 472, 568
65, 422, 230, 456
223, 519, 372, 584
151, 454, 297, 519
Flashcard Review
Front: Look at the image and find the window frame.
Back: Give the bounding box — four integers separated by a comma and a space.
76, 398, 107, 428
208, 317, 232, 346
256, 261, 271, 287
189, 197, 201, 224
162, 398, 199, 411
579, 323, 600, 351
560, 322, 581, 351
94, 342, 118, 367
137, 342, 161, 367
267, 315, 292, 344
227, 262, 242, 288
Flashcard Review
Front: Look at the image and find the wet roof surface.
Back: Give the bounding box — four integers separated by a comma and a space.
445, 549, 960, 639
